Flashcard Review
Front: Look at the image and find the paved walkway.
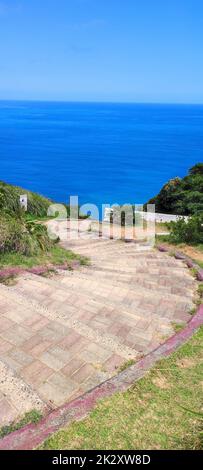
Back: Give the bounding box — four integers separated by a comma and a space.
0, 224, 197, 426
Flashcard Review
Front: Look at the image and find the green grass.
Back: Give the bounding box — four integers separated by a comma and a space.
40, 326, 203, 450
24, 213, 55, 222
197, 283, 203, 298
156, 234, 203, 248
118, 359, 136, 372
0, 410, 42, 439
155, 222, 169, 232
0, 245, 89, 269
0, 180, 52, 217
195, 260, 203, 269
171, 322, 186, 333
155, 234, 172, 244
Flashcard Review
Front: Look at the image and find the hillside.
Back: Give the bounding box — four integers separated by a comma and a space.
146, 163, 203, 215
0, 182, 86, 275
0, 181, 52, 217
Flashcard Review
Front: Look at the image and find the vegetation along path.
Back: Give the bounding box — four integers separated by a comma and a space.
0, 221, 198, 431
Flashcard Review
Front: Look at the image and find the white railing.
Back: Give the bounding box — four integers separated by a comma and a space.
103, 207, 188, 224
134, 211, 188, 223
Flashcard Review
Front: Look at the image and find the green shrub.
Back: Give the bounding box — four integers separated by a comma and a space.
0, 410, 42, 438
168, 213, 203, 245
0, 215, 53, 256
146, 163, 203, 215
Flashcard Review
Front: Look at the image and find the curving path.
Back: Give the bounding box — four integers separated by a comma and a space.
0, 223, 197, 426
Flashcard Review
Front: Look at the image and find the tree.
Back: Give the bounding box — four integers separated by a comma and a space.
146, 164, 203, 215
189, 163, 203, 175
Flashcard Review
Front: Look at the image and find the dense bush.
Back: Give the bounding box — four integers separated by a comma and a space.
147, 163, 203, 215
168, 213, 203, 245
0, 215, 53, 255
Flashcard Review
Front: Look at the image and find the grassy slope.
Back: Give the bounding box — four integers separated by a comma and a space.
0, 180, 52, 217
41, 325, 203, 450
0, 245, 88, 270
0, 181, 88, 269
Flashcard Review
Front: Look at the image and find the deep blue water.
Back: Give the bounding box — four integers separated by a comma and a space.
0, 101, 202, 211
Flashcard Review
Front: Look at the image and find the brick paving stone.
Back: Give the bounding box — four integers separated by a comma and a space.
21, 360, 54, 387
5, 308, 31, 324
0, 302, 8, 314
60, 336, 89, 356
46, 321, 71, 336
77, 311, 95, 322
0, 317, 15, 332
38, 381, 77, 407
47, 372, 76, 391
88, 319, 109, 333
85, 343, 112, 362
1, 354, 23, 372
175, 311, 191, 322
31, 317, 50, 331
22, 334, 45, 353
93, 314, 113, 327
39, 325, 65, 343
23, 312, 42, 327
80, 371, 110, 392
136, 318, 151, 330
117, 325, 132, 339
58, 331, 81, 349
76, 349, 97, 363
103, 354, 125, 373
39, 346, 71, 371
62, 357, 85, 377
0, 399, 18, 426
71, 363, 95, 384
108, 322, 124, 335
8, 349, 34, 367
0, 339, 13, 354
1, 325, 33, 346
27, 338, 53, 357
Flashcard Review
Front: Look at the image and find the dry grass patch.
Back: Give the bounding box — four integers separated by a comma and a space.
176, 357, 198, 369
156, 239, 203, 266
152, 374, 171, 390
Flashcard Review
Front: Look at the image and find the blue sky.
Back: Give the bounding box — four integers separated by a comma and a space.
0, 0, 203, 103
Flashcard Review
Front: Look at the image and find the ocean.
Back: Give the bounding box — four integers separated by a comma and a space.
0, 101, 202, 212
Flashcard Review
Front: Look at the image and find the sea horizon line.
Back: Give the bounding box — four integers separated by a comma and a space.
0, 98, 203, 107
